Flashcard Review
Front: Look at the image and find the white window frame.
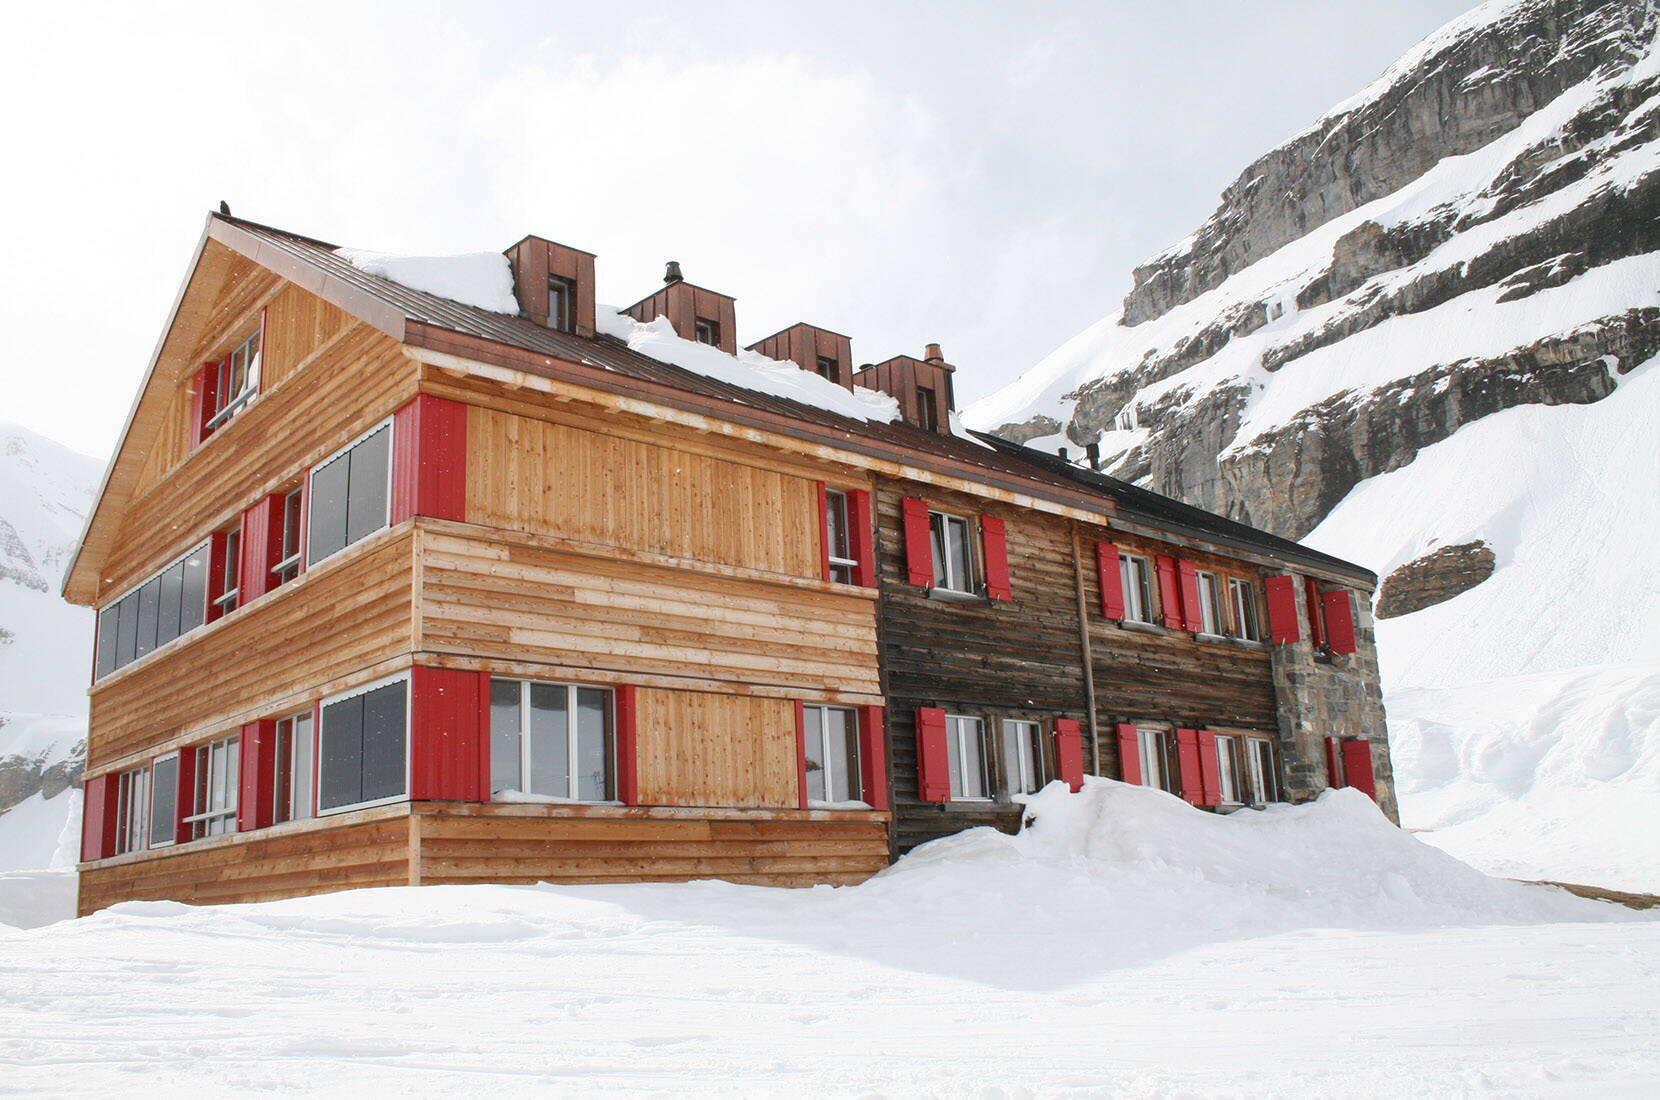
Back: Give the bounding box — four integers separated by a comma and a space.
212, 525, 241, 615
147, 752, 180, 849
1137, 727, 1180, 795
273, 709, 316, 824
305, 417, 395, 572
206, 329, 263, 431
823, 489, 858, 585
929, 510, 976, 595
802, 703, 865, 807
945, 714, 991, 801
96, 539, 212, 681
1120, 553, 1154, 623
115, 765, 151, 856
1214, 734, 1242, 805
1196, 570, 1223, 635
184, 735, 240, 839
489, 678, 617, 804
1003, 719, 1045, 796
1246, 738, 1281, 804
1229, 578, 1264, 642
271, 486, 305, 585
316, 672, 411, 817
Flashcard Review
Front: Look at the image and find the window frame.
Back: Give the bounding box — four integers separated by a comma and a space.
916, 386, 938, 431
1195, 569, 1224, 635
928, 509, 976, 595
272, 709, 316, 825
1120, 553, 1154, 624
114, 765, 151, 856
94, 539, 211, 680
1245, 737, 1281, 804
944, 714, 992, 801
1002, 718, 1046, 797
316, 672, 411, 817
211, 525, 241, 616
823, 488, 858, 585
547, 275, 576, 332
1228, 577, 1265, 642
693, 317, 721, 346
271, 486, 305, 586
802, 703, 864, 807
147, 752, 180, 849
488, 677, 617, 804
815, 355, 840, 384
1136, 726, 1180, 795
184, 735, 240, 840
206, 329, 263, 431
305, 418, 395, 572
1214, 734, 1244, 805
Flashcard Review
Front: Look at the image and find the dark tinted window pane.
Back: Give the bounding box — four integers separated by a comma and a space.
319, 693, 364, 810
96, 608, 118, 679
149, 757, 178, 847
115, 594, 137, 668
490, 680, 522, 795
134, 578, 160, 658
179, 545, 207, 633
360, 682, 407, 803
344, 426, 391, 547
575, 687, 611, 801
308, 452, 350, 564
156, 562, 184, 647
527, 683, 569, 797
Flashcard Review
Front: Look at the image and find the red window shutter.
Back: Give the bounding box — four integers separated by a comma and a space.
80, 773, 119, 862
1177, 559, 1203, 631
206, 528, 231, 623
1053, 718, 1084, 792
391, 394, 469, 525
1305, 577, 1326, 648
815, 482, 831, 582
858, 705, 889, 810
1325, 735, 1345, 789
915, 706, 950, 802
238, 497, 279, 605
981, 516, 1012, 601
1265, 575, 1301, 644
795, 700, 810, 809
1198, 730, 1222, 806
1342, 740, 1377, 799
1156, 555, 1183, 629
409, 666, 490, 802
615, 684, 639, 806
848, 489, 876, 587
1116, 723, 1141, 785
236, 719, 277, 832
901, 497, 933, 587
1175, 728, 1204, 805
188, 362, 220, 449
1096, 542, 1124, 619
1324, 589, 1357, 654
172, 749, 197, 845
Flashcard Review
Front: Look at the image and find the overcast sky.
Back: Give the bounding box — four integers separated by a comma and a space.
1, 0, 1476, 459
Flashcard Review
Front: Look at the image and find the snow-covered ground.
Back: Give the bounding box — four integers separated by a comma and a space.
3, 781, 1655, 1096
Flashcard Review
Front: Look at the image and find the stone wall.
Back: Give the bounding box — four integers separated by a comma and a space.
1377, 541, 1497, 619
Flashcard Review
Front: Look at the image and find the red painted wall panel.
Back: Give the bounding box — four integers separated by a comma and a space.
1342, 740, 1377, 799
1053, 718, 1084, 792
1155, 556, 1183, 629
1265, 575, 1301, 644
1116, 723, 1142, 785
1096, 542, 1124, 619
1175, 728, 1204, 805
901, 497, 933, 587
859, 705, 889, 811
409, 666, 489, 802
392, 395, 469, 525
615, 684, 639, 806
915, 707, 950, 802
980, 516, 1012, 601
849, 489, 876, 588
1324, 589, 1358, 654
237, 719, 277, 832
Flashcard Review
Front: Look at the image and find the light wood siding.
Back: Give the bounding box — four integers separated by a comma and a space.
88, 530, 416, 771
635, 689, 797, 808
260, 283, 353, 388
100, 322, 415, 601
467, 406, 821, 578
419, 529, 881, 697
78, 815, 410, 915
416, 808, 887, 888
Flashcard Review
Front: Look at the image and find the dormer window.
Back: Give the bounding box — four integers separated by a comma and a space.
208, 330, 262, 431
694, 317, 721, 346
547, 276, 575, 333
916, 386, 938, 432
816, 356, 841, 384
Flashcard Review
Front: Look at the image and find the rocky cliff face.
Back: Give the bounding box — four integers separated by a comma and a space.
971, 0, 1660, 544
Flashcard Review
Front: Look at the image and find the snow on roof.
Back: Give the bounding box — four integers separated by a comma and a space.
335, 249, 520, 315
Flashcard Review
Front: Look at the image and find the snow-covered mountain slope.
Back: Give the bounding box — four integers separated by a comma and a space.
0, 421, 101, 864
965, 0, 1660, 889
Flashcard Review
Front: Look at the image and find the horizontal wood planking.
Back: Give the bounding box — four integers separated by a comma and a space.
418, 529, 881, 697
467, 406, 821, 579
100, 320, 416, 601
260, 283, 353, 389
88, 530, 415, 771
77, 817, 410, 915
415, 811, 888, 889
634, 689, 797, 809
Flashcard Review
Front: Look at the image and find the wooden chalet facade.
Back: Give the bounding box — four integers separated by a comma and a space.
65, 212, 1394, 915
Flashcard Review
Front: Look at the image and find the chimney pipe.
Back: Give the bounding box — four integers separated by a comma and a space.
664, 261, 684, 284
1085, 442, 1101, 470
925, 343, 943, 362
1057, 447, 1069, 462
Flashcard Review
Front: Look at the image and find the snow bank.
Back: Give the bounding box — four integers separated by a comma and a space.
0, 789, 80, 873
0, 869, 75, 930
335, 249, 520, 314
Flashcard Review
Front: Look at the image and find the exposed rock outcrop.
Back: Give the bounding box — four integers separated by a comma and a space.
1377, 541, 1498, 619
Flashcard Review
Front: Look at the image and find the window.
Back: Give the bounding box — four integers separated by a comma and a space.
1137, 727, 1180, 795
211, 526, 241, 616
1002, 719, 1046, 796
207, 330, 262, 430
271, 487, 304, 585
1246, 739, 1280, 804
547, 276, 575, 332
823, 489, 857, 584
945, 715, 990, 800
1196, 570, 1223, 634
1120, 554, 1154, 624
273, 711, 315, 825
1229, 578, 1264, 642
148, 755, 179, 848
318, 677, 408, 813
114, 766, 151, 855
186, 736, 239, 839
694, 317, 720, 346
929, 511, 975, 594
816, 356, 840, 384
490, 679, 614, 801
94, 542, 210, 679
803, 704, 862, 805
916, 386, 938, 431
1215, 735, 1244, 804
306, 422, 392, 567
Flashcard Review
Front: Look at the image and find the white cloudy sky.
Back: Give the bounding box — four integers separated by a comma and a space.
1, 0, 1475, 458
